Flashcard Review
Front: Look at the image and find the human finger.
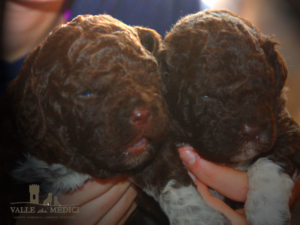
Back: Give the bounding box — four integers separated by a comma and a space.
97, 184, 137, 225
195, 180, 248, 225
178, 146, 248, 202
72, 180, 132, 225
59, 177, 124, 206
117, 202, 138, 225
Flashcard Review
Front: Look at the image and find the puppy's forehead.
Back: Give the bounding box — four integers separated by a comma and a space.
181, 10, 249, 25
38, 15, 155, 68
180, 11, 259, 48
44, 14, 142, 56
164, 10, 269, 75
167, 10, 274, 86
69, 14, 139, 37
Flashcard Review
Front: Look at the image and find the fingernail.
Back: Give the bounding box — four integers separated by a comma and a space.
180, 149, 196, 165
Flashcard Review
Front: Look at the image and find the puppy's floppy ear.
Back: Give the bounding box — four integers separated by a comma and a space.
10, 45, 47, 142
134, 26, 162, 54
261, 38, 288, 97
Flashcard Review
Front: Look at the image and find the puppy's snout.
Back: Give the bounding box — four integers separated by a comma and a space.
130, 107, 151, 128
239, 124, 261, 142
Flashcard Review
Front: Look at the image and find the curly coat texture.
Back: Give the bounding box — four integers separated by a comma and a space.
4, 15, 169, 177
0, 14, 170, 223
159, 9, 300, 224
161, 9, 300, 171
1, 14, 219, 225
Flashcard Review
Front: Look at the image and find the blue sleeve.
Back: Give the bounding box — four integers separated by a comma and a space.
0, 57, 26, 97
70, 0, 201, 37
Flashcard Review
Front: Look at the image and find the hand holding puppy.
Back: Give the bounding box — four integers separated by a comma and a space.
58, 178, 137, 225
179, 146, 249, 225
179, 146, 300, 225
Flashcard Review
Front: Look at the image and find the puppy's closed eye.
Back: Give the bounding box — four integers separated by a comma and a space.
79, 90, 93, 97
202, 95, 215, 100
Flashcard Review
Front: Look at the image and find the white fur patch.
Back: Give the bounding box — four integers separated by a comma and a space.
11, 154, 91, 196
158, 180, 231, 225
246, 158, 294, 225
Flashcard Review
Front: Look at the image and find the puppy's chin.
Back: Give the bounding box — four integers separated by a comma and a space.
93, 141, 157, 173
122, 141, 157, 170
230, 148, 259, 162
230, 135, 275, 163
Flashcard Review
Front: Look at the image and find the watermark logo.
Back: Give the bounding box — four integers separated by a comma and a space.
10, 184, 79, 220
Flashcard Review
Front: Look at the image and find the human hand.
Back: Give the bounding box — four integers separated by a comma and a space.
178, 146, 249, 225
58, 177, 137, 225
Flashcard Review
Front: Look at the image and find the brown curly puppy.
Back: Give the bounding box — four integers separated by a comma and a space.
160, 9, 300, 225
0, 14, 231, 225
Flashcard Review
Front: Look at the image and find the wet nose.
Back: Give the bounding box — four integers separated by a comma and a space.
130, 107, 151, 128
239, 124, 261, 142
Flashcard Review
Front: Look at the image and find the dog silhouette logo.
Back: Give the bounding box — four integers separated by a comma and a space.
54, 196, 61, 206
43, 193, 53, 206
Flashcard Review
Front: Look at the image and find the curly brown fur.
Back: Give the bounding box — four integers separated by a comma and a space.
0, 14, 232, 225
160, 9, 300, 225
3, 14, 171, 176
0, 14, 169, 224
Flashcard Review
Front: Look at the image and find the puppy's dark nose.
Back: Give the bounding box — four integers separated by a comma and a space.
239, 124, 261, 142
131, 107, 151, 128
